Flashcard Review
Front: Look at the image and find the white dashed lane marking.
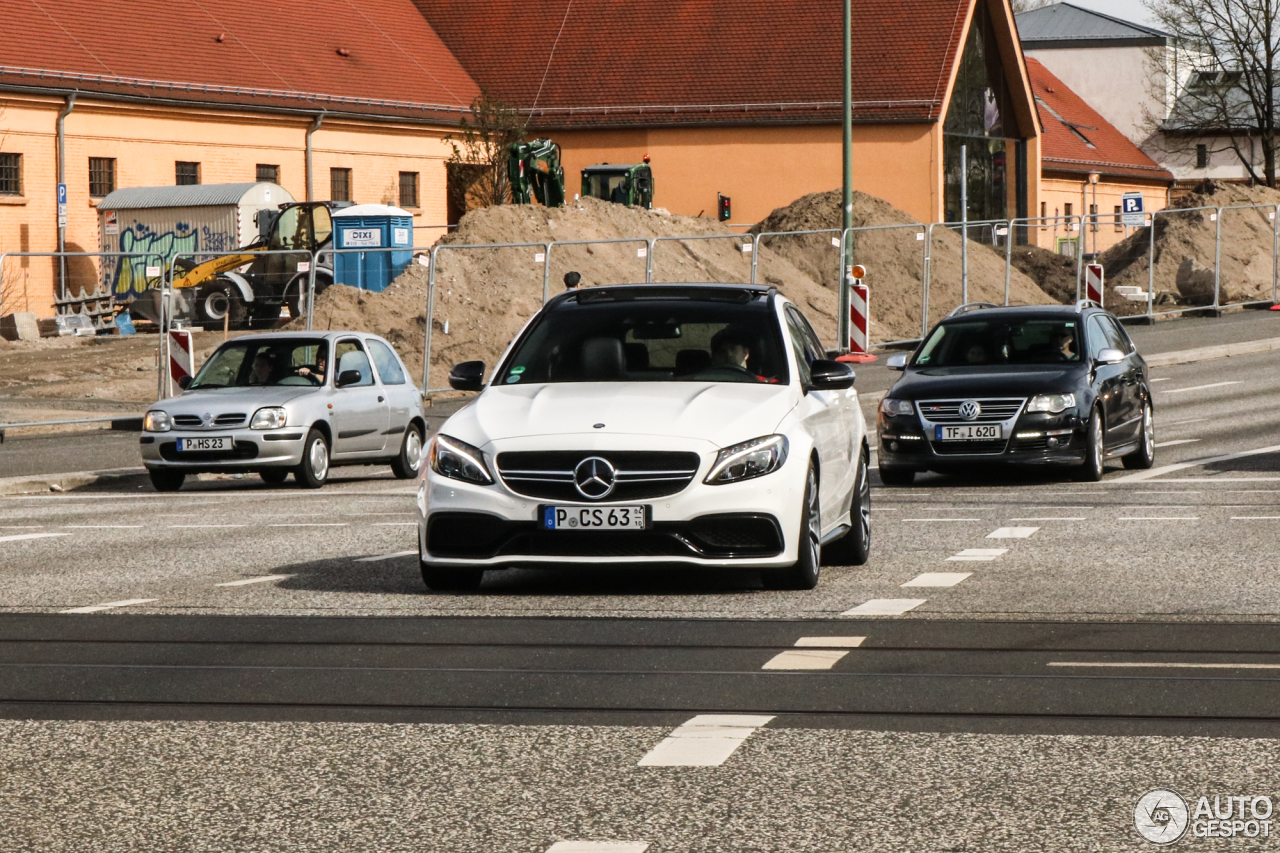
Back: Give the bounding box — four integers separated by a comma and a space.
63, 525, 143, 529
902, 518, 982, 522
793, 636, 866, 648
1008, 517, 1085, 521
842, 599, 927, 616
762, 637, 865, 670
637, 715, 774, 767
1231, 517, 1280, 520
1121, 517, 1199, 521
61, 599, 157, 614
267, 523, 349, 528
214, 575, 294, 587
902, 572, 972, 588
1154, 439, 1201, 448
355, 550, 417, 562
1049, 662, 1280, 670
0, 533, 70, 543
1163, 381, 1242, 394
546, 842, 650, 852
987, 527, 1040, 539
947, 548, 1008, 561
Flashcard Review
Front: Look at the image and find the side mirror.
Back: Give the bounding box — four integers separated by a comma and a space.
336, 369, 363, 388
808, 359, 856, 391
177, 375, 192, 390
1096, 348, 1126, 366
448, 360, 486, 392
886, 353, 909, 371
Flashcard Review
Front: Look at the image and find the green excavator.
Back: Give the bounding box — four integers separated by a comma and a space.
507, 139, 654, 209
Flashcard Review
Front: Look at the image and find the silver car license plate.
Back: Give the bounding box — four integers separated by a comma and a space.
542, 505, 647, 530
935, 424, 1002, 441
176, 436, 231, 451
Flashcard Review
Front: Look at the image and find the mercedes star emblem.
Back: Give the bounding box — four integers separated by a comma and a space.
573, 456, 617, 500
959, 400, 982, 421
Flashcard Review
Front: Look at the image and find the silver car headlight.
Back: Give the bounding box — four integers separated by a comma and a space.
143, 410, 171, 432
704, 434, 789, 485
880, 398, 915, 417
1027, 393, 1077, 414
250, 407, 288, 430
428, 434, 493, 485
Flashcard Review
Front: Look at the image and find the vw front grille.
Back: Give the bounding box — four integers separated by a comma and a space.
916, 398, 1026, 423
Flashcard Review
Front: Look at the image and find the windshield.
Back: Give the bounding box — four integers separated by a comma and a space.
496, 297, 789, 385
189, 338, 329, 389
914, 318, 1081, 367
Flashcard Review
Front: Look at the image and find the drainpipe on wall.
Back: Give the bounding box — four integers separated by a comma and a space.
56, 92, 77, 300
305, 112, 325, 202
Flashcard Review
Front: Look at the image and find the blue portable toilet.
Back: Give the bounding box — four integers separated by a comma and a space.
331, 204, 414, 292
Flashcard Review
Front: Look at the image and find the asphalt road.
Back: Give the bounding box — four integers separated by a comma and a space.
4, 325, 1280, 851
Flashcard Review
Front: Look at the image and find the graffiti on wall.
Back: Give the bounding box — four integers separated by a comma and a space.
108, 223, 198, 297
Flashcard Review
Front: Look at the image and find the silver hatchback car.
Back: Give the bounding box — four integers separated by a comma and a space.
140, 331, 425, 491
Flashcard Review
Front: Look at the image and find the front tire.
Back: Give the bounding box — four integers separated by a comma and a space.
1076, 409, 1106, 482
148, 470, 185, 492
390, 425, 425, 480
294, 429, 330, 489
420, 562, 485, 592
822, 455, 871, 566
197, 280, 247, 330
1122, 402, 1156, 470
260, 468, 290, 486
763, 463, 821, 590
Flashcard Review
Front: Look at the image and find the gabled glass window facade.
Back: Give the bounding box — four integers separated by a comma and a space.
943, 2, 1027, 226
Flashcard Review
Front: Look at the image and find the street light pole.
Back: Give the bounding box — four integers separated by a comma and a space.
961, 144, 969, 304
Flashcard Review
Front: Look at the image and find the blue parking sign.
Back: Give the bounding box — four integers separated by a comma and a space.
1121, 192, 1145, 227
57, 183, 67, 205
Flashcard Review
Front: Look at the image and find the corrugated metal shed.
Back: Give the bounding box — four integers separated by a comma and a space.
98, 183, 271, 210
1017, 3, 1168, 47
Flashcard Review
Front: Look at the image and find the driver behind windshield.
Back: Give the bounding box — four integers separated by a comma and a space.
296, 352, 327, 385
710, 326, 752, 370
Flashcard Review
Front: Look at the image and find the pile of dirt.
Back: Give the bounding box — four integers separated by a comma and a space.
1100, 180, 1280, 308
1009, 244, 1152, 317
751, 190, 1053, 336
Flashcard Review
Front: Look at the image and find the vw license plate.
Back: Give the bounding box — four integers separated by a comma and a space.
936, 424, 1002, 441
542, 505, 646, 531
176, 436, 231, 452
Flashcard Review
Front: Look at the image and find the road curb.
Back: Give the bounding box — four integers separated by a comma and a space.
1145, 335, 1280, 367
0, 467, 148, 496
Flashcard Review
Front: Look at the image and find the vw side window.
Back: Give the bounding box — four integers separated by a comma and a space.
334, 340, 375, 387
1086, 317, 1109, 362
1105, 317, 1135, 353
368, 339, 407, 385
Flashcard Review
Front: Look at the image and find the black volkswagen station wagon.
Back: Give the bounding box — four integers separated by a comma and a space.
877, 302, 1155, 484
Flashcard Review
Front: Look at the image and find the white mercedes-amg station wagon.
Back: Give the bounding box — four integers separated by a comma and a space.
415, 284, 871, 591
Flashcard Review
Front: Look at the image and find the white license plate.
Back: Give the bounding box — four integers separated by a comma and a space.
936, 424, 1002, 441
541, 505, 647, 530
176, 436, 231, 451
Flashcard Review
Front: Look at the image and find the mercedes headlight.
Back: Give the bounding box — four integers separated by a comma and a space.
1027, 393, 1077, 414
428, 434, 493, 485
704, 434, 789, 485
143, 410, 171, 432
250, 407, 288, 430
879, 398, 915, 417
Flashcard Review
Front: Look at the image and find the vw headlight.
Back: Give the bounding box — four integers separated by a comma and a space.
143, 410, 171, 432
250, 407, 288, 430
428, 434, 493, 485
880, 398, 915, 417
704, 434, 789, 485
1027, 393, 1077, 414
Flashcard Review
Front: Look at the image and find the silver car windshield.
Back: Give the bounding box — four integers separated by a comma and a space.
915, 319, 1082, 367
496, 299, 790, 385
189, 339, 330, 389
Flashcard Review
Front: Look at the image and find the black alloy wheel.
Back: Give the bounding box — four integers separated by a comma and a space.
1076, 408, 1106, 482
148, 470, 185, 492
822, 455, 871, 567
763, 463, 821, 590
390, 425, 425, 480
294, 428, 330, 489
878, 463, 915, 486
260, 469, 290, 486
1122, 402, 1156, 470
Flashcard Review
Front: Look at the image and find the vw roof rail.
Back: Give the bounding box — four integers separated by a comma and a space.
945, 302, 1000, 318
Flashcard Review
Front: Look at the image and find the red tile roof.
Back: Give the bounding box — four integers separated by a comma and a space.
0, 0, 480, 122
414, 0, 973, 128
1027, 57, 1172, 182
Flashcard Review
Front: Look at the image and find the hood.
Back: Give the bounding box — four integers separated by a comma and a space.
890, 365, 1084, 400
157, 386, 318, 413
445, 382, 799, 449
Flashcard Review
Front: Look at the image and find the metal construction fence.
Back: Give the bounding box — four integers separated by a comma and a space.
3, 202, 1279, 412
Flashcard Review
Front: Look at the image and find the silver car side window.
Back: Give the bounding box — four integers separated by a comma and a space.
368, 339, 407, 385
334, 339, 375, 387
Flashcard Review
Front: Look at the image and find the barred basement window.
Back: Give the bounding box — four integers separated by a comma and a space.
0, 153, 21, 195
89, 158, 116, 197
1196, 144, 1209, 168
256, 164, 279, 183
330, 168, 351, 202
176, 161, 201, 185
399, 171, 419, 208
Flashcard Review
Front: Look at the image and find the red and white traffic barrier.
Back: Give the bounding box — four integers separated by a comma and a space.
840, 265, 877, 363
168, 329, 193, 397
1086, 263, 1104, 306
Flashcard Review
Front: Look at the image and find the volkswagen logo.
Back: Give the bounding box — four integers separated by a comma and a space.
959, 400, 982, 421
573, 456, 617, 500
